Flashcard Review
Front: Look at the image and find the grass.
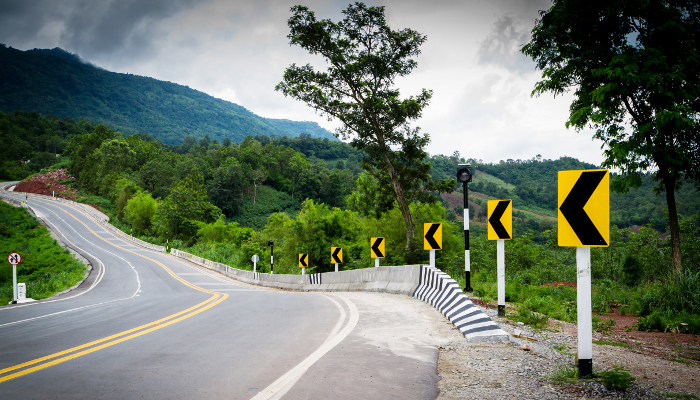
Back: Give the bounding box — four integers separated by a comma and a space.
548, 363, 578, 385
548, 364, 636, 392
551, 342, 574, 356
661, 393, 699, 399
595, 365, 636, 391
0, 202, 87, 305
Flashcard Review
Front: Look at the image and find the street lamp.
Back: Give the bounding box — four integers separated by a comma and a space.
129, 223, 132, 236
457, 164, 473, 293
165, 232, 169, 253
268, 240, 274, 274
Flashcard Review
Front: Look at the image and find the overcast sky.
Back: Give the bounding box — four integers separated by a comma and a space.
0, 0, 607, 165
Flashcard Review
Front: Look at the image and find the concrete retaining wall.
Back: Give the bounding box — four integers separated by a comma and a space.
170, 248, 421, 295
169, 248, 509, 342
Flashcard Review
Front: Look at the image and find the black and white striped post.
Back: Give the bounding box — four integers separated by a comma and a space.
268, 240, 274, 274
456, 165, 473, 292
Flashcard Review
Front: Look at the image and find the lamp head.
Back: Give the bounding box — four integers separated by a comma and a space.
268, 240, 274, 246
456, 167, 473, 183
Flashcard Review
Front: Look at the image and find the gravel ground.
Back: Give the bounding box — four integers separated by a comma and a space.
437, 305, 700, 400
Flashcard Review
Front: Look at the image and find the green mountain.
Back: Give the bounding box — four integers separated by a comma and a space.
0, 45, 337, 144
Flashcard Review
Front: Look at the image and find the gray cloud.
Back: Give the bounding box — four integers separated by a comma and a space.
0, 0, 205, 63
477, 14, 536, 73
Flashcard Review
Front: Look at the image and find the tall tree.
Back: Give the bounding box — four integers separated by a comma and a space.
276, 2, 453, 250
522, 0, 700, 275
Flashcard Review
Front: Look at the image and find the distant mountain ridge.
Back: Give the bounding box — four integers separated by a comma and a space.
0, 44, 336, 144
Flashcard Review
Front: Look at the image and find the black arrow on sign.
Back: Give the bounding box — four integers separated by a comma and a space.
488, 200, 511, 240
425, 223, 441, 249
559, 170, 607, 246
300, 254, 308, 267
371, 238, 384, 258
332, 248, 342, 263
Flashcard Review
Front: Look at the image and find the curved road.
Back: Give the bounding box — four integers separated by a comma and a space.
0, 191, 460, 399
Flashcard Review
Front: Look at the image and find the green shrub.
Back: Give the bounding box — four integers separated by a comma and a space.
511, 308, 549, 328
622, 255, 642, 286
637, 311, 700, 334
548, 363, 578, 384
595, 365, 635, 391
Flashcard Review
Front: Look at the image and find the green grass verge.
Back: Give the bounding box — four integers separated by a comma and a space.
0, 201, 87, 305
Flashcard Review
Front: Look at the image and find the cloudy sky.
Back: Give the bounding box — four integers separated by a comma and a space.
0, 0, 607, 165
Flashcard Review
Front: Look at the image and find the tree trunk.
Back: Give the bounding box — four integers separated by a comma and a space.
658, 167, 682, 277
381, 152, 414, 250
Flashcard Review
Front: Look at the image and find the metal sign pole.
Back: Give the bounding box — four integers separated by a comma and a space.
577, 247, 593, 377
429, 249, 435, 269
497, 239, 505, 316
335, 263, 338, 272
12, 264, 17, 303
374, 258, 379, 268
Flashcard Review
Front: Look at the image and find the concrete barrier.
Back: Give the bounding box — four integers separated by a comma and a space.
169, 248, 509, 342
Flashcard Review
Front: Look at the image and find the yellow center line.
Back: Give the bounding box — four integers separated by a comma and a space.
0, 198, 228, 382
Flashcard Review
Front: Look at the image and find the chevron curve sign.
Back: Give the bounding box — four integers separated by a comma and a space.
487, 200, 512, 240
558, 169, 609, 247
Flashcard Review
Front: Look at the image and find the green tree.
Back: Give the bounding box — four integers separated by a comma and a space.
124, 191, 158, 233
154, 169, 222, 240
522, 0, 700, 275
288, 152, 310, 202
276, 2, 454, 251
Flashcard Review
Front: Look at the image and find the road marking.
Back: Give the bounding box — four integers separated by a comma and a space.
251, 294, 358, 400
0, 195, 228, 382
0, 293, 227, 382
0, 298, 130, 328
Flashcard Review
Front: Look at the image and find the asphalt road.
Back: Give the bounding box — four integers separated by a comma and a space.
0, 191, 461, 399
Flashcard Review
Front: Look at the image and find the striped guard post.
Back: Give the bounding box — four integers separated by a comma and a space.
413, 265, 509, 342
307, 273, 322, 285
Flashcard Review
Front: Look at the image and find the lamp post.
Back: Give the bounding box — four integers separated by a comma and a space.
165, 232, 169, 253
268, 240, 274, 274
130, 223, 132, 236
457, 165, 473, 292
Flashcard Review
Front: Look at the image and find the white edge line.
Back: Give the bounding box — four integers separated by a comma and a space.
251, 294, 359, 400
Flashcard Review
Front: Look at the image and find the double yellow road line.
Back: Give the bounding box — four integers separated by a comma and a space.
0, 198, 228, 383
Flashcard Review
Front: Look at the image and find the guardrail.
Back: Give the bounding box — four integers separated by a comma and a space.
0, 183, 166, 253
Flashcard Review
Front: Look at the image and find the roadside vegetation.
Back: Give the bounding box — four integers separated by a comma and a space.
4, 110, 699, 337
0, 201, 87, 305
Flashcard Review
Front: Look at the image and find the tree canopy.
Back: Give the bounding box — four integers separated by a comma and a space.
522, 0, 700, 274
276, 2, 454, 253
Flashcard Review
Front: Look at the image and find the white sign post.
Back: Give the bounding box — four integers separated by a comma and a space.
8, 252, 21, 304
251, 254, 259, 273
497, 240, 505, 317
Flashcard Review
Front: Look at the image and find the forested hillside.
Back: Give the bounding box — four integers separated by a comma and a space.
0, 45, 336, 144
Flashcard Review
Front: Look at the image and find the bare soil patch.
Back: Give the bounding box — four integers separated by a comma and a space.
540, 281, 577, 289
596, 308, 700, 364
14, 169, 107, 214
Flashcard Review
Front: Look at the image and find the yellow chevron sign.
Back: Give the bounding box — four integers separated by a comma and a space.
487, 200, 512, 240
298, 253, 309, 268
370, 237, 385, 258
558, 169, 609, 247
423, 223, 442, 250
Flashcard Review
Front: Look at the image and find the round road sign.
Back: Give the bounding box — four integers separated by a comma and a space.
251, 254, 259, 263
8, 252, 21, 265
